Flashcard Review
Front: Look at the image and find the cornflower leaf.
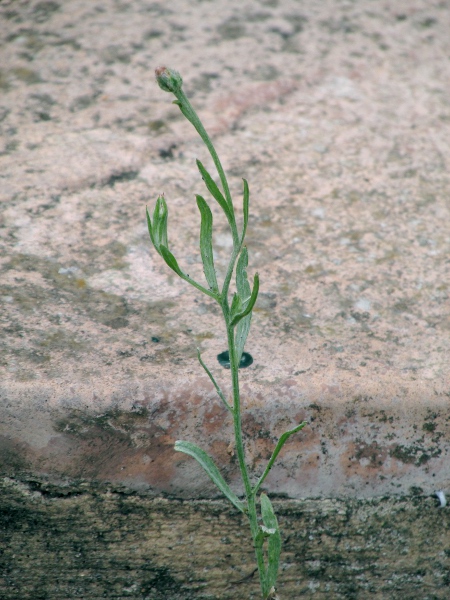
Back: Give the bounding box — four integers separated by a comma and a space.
260, 494, 281, 596
253, 422, 308, 496
196, 160, 237, 241
241, 179, 249, 244
236, 315, 252, 364
159, 245, 183, 276
236, 247, 251, 299
146, 206, 156, 247
173, 99, 192, 123
230, 292, 243, 320
175, 440, 246, 514
235, 247, 252, 361
197, 159, 233, 215
196, 195, 219, 293
197, 349, 233, 414
153, 195, 169, 250
230, 272, 259, 327
149, 217, 217, 299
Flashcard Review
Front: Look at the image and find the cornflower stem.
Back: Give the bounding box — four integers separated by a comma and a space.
171, 87, 240, 248
174, 88, 230, 199
221, 245, 240, 307
172, 84, 243, 306
224, 312, 267, 595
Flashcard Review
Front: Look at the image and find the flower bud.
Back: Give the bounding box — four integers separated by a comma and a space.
155, 66, 183, 94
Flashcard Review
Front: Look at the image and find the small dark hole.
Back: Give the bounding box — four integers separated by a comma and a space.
217, 350, 253, 369
159, 143, 177, 159
151, 336, 160, 343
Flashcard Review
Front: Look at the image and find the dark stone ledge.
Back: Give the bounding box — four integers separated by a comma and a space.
1, 477, 448, 599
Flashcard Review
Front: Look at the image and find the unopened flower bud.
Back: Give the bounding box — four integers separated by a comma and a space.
155, 66, 183, 94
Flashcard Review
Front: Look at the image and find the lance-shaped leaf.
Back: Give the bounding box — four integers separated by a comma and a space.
230, 292, 243, 321
159, 246, 216, 299
241, 179, 249, 244
197, 160, 237, 243
260, 494, 281, 595
196, 195, 219, 292
197, 160, 233, 215
197, 349, 232, 414
160, 245, 183, 277
146, 206, 156, 247
230, 272, 259, 328
152, 195, 169, 251
253, 422, 307, 496
236, 247, 251, 299
236, 314, 252, 364
175, 441, 245, 514
235, 247, 252, 361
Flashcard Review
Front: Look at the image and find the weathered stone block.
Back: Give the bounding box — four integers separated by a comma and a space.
1, 0, 450, 597
1, 478, 449, 599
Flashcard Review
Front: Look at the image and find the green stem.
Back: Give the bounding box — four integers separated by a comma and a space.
224, 314, 267, 597
221, 245, 240, 304
171, 80, 243, 305
174, 89, 232, 206
173, 88, 240, 250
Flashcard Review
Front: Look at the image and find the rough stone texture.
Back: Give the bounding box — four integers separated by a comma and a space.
1, 477, 449, 599
1, 0, 450, 500
1, 2, 450, 595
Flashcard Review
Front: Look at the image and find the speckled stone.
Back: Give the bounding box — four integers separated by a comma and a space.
1, 0, 450, 504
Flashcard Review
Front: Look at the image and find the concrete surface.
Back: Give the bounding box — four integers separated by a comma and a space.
1, 0, 450, 502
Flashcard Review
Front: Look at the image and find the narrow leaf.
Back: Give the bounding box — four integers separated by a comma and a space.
235, 247, 252, 360
261, 493, 278, 531
175, 441, 245, 513
230, 292, 243, 320
146, 206, 156, 247
197, 349, 232, 414
160, 246, 216, 298
261, 493, 281, 594
197, 160, 238, 244
196, 195, 219, 292
236, 247, 251, 300
241, 179, 249, 244
157, 246, 219, 299
159, 245, 183, 276
197, 160, 233, 216
230, 272, 259, 327
236, 314, 252, 364
253, 422, 307, 496
153, 196, 169, 250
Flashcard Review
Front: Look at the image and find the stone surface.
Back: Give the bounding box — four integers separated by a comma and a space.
1, 0, 450, 502
1, 477, 449, 599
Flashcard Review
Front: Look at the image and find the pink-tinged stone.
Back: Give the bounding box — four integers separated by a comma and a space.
1, 0, 450, 499
2, 375, 449, 498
